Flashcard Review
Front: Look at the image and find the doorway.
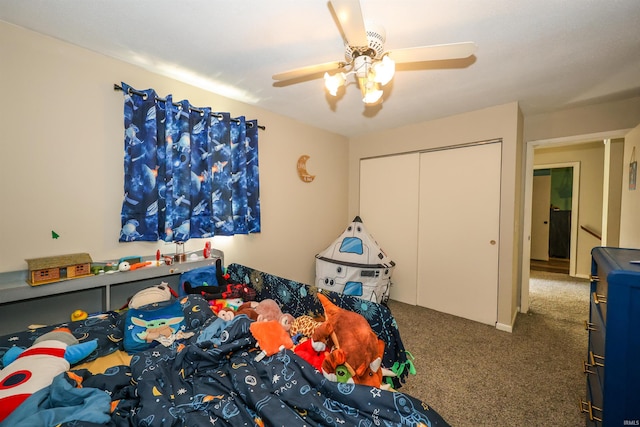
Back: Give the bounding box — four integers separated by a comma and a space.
530, 165, 577, 274
521, 130, 627, 314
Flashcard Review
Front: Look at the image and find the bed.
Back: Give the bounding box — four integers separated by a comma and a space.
0, 263, 449, 426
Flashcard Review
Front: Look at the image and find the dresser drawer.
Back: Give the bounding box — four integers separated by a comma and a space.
583, 374, 603, 426
587, 299, 606, 390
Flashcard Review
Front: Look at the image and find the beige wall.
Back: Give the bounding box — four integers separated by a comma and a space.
534, 142, 605, 276
0, 22, 349, 284
620, 124, 640, 248
523, 97, 640, 143
523, 99, 640, 277
348, 102, 523, 329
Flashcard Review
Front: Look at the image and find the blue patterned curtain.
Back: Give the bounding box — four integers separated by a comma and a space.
119, 83, 260, 242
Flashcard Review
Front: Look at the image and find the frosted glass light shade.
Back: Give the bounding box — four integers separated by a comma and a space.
373, 56, 395, 85
324, 72, 346, 96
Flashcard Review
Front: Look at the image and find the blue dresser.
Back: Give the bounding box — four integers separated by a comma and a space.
581, 247, 640, 426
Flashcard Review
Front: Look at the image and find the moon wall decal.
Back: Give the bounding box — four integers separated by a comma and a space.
297, 155, 315, 183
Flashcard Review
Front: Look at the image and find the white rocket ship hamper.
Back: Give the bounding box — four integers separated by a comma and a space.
315, 216, 395, 303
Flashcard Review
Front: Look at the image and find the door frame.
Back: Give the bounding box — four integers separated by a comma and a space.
532, 162, 580, 272
520, 129, 629, 314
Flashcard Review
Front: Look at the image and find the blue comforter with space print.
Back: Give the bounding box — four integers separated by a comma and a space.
64, 315, 448, 427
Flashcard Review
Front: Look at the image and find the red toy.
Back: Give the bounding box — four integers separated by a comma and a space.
293, 339, 327, 371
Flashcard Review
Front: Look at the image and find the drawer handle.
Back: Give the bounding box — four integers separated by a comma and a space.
584, 320, 597, 332
578, 399, 603, 422
582, 360, 595, 375
590, 274, 599, 282
592, 292, 607, 305
590, 351, 605, 367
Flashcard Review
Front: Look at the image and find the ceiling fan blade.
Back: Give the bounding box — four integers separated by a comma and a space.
272, 60, 346, 81
329, 0, 368, 47
388, 42, 478, 63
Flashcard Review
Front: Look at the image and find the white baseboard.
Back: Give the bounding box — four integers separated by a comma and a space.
495, 322, 512, 333
495, 309, 518, 333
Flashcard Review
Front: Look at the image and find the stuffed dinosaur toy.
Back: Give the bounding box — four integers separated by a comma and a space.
311, 293, 386, 388
0, 327, 98, 422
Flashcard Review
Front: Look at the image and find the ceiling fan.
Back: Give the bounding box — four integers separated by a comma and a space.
272, 0, 477, 105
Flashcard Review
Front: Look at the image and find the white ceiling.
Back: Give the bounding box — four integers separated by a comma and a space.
2, 0, 639, 137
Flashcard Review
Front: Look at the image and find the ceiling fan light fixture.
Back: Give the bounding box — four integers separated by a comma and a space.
359, 78, 383, 104
372, 55, 395, 85
274, 1, 478, 108
324, 71, 346, 96
362, 87, 383, 104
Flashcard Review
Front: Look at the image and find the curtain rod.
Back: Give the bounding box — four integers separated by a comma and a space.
113, 84, 265, 130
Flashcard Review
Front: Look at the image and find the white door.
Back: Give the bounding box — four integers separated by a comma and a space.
359, 153, 420, 304
530, 174, 551, 261
417, 142, 501, 325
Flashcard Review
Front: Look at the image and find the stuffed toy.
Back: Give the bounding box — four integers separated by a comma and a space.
208, 297, 244, 315
234, 301, 259, 321
216, 301, 261, 321
185, 282, 256, 301
0, 327, 98, 422
128, 282, 176, 309
217, 307, 236, 321
249, 320, 293, 358
289, 315, 323, 340
293, 339, 327, 371
183, 258, 256, 301
253, 299, 295, 332
311, 293, 386, 388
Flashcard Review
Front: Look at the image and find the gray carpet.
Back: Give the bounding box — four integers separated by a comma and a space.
389, 270, 590, 427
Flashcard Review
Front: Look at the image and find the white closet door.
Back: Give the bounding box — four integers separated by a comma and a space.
360, 153, 419, 304
417, 142, 501, 325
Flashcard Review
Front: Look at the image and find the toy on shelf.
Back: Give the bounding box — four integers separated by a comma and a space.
174, 242, 186, 263
129, 261, 152, 271
25, 253, 93, 286
91, 262, 119, 275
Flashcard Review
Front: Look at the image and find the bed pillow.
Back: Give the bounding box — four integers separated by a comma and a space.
122, 294, 214, 353
123, 299, 185, 353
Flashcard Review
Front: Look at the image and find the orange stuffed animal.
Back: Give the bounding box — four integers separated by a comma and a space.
311, 293, 385, 388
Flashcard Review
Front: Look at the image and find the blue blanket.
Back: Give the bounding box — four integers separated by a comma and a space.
0, 372, 111, 427
68, 315, 448, 426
